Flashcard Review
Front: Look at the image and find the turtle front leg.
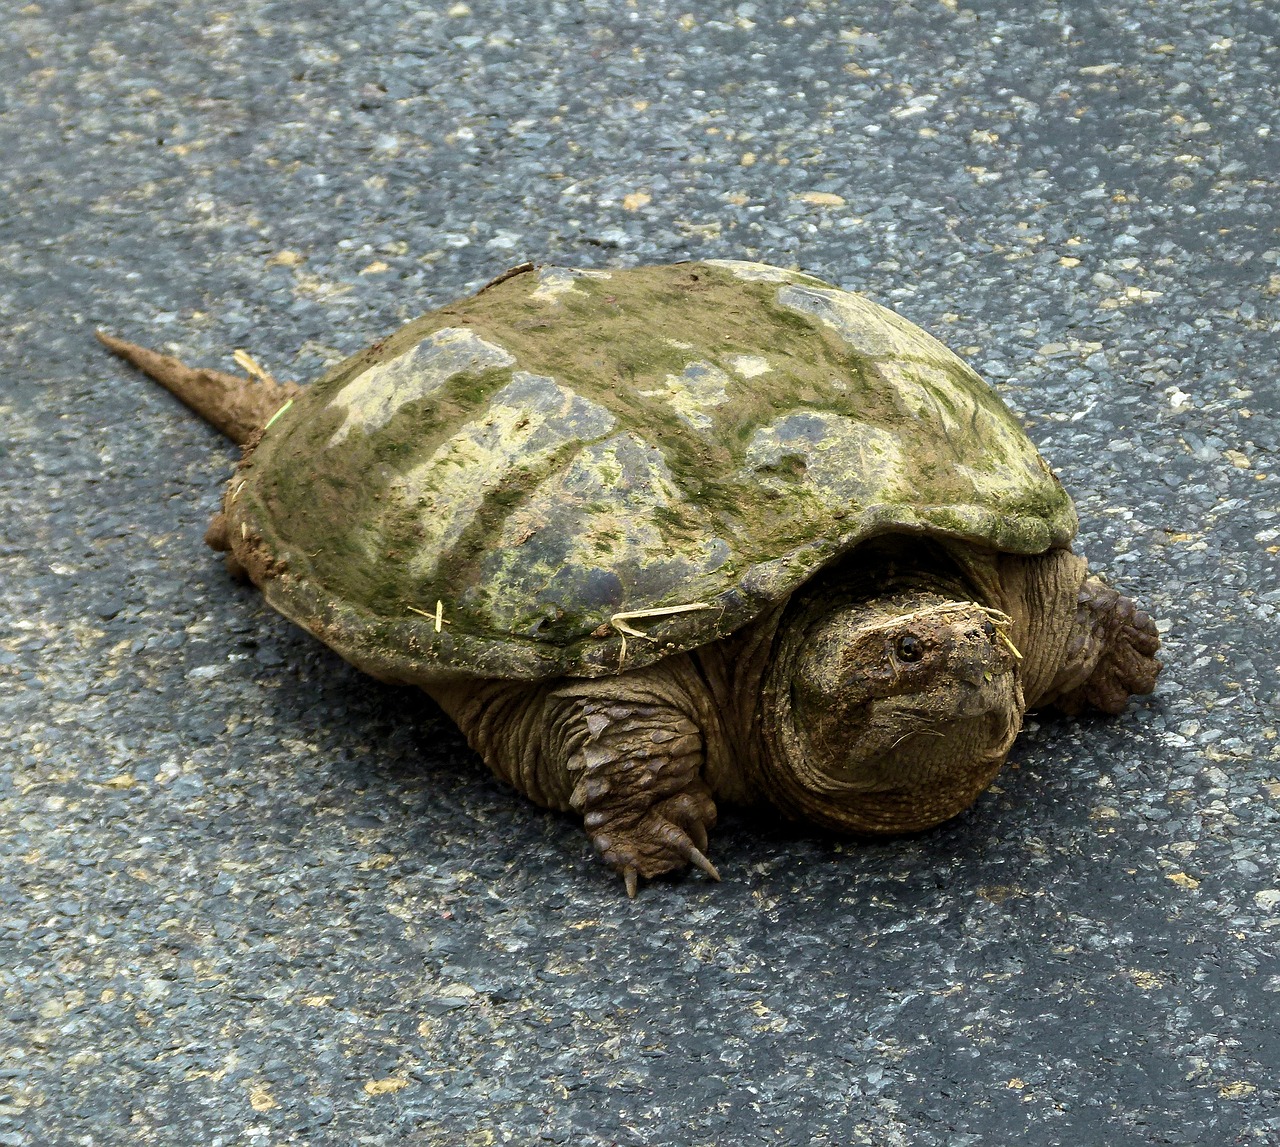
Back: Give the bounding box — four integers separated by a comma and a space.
555, 688, 720, 896
429, 656, 723, 896
1040, 576, 1162, 715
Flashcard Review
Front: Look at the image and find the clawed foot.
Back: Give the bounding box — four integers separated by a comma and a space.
1083, 599, 1161, 714
1056, 578, 1162, 715
585, 787, 720, 897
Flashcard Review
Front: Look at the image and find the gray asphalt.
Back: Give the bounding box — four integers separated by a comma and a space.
2, 1, 1277, 1144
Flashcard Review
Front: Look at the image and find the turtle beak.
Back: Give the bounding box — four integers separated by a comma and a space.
948, 627, 1019, 716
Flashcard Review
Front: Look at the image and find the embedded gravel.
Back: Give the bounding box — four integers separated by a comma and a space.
2, 2, 1278, 1145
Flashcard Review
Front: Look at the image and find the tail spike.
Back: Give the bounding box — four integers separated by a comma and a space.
97, 331, 300, 446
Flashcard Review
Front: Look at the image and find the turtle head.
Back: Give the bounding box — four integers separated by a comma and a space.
761, 591, 1024, 833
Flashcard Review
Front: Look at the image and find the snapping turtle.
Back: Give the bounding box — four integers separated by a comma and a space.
100, 259, 1161, 894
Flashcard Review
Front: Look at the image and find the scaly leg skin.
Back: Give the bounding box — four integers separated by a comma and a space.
1044, 576, 1162, 716
430, 660, 723, 897
557, 692, 720, 897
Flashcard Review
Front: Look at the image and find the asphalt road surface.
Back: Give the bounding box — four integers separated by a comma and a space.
2, 2, 1277, 1144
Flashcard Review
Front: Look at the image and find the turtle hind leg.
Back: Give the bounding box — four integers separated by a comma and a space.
203, 511, 249, 581
1044, 577, 1162, 716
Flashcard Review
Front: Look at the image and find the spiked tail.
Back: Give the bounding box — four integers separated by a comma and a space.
96, 331, 302, 446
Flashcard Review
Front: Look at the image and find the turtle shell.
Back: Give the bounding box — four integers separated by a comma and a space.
225, 260, 1076, 684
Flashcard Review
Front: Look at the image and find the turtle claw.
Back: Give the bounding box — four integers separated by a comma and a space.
683, 845, 721, 883
612, 842, 718, 899
586, 787, 720, 895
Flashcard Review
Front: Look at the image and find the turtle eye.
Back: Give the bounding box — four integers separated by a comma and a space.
895, 633, 923, 663
982, 619, 997, 640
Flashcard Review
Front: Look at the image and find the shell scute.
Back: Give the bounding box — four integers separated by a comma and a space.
325, 326, 516, 446
468, 431, 733, 642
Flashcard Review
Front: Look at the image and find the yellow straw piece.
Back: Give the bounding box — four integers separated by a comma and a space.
406, 602, 449, 634
609, 602, 715, 637
233, 348, 274, 383
609, 603, 715, 669
851, 601, 1021, 658
262, 398, 293, 431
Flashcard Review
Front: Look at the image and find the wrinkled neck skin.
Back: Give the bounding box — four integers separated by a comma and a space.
699, 540, 1030, 833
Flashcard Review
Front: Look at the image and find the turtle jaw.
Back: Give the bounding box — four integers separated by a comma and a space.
785, 671, 1025, 835
850, 685, 1024, 833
